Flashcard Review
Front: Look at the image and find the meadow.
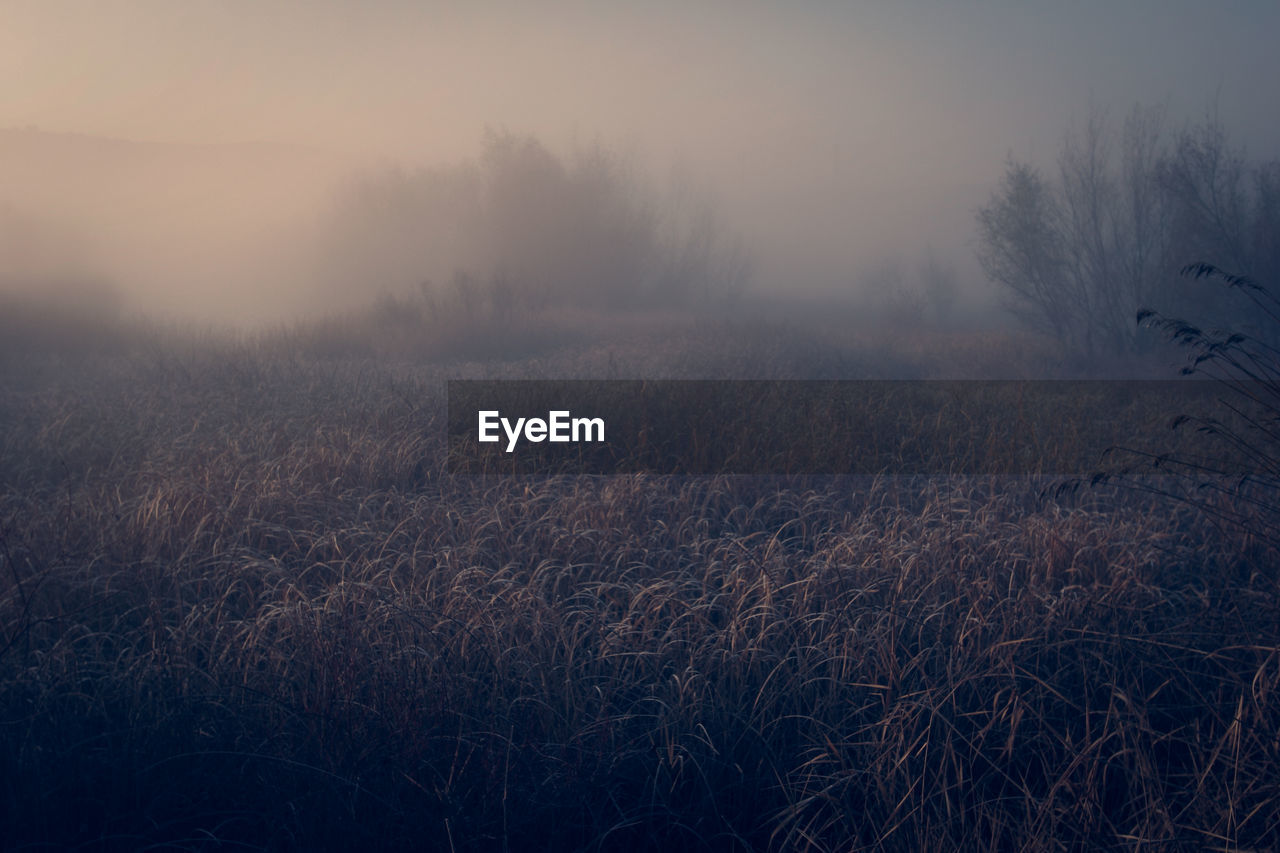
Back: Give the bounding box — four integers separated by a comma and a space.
1, 300, 1277, 851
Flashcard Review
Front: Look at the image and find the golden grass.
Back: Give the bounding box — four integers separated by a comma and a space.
1, 327, 1277, 851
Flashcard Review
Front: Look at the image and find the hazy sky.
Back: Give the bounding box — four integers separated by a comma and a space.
4, 1, 1279, 318
8, 2, 1279, 153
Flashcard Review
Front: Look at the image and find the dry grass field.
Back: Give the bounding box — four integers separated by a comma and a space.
1, 303, 1278, 851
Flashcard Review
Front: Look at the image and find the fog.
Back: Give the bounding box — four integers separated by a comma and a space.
3, 0, 1279, 326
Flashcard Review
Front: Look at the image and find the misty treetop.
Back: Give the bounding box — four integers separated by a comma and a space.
317, 130, 751, 315
977, 104, 1280, 357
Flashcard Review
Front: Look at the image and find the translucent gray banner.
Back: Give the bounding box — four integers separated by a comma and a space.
446, 380, 1260, 476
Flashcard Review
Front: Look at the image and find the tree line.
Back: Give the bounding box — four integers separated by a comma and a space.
977, 104, 1280, 356
318, 130, 750, 317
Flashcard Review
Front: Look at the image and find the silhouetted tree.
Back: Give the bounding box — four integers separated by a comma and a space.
319, 130, 748, 313
977, 104, 1278, 356
1158, 116, 1280, 335
976, 157, 1076, 344
480, 131, 661, 308
977, 105, 1172, 355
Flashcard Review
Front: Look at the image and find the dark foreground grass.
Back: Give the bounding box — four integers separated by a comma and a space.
1, 332, 1278, 851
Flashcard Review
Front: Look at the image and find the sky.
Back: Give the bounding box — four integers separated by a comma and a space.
3, 0, 1279, 321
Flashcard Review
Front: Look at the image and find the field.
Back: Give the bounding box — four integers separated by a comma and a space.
2, 305, 1278, 851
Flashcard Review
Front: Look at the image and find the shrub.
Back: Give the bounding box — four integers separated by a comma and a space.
1132, 262, 1280, 548
317, 131, 750, 314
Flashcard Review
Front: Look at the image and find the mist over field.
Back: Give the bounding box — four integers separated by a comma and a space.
5, 3, 1280, 851
4, 1, 1277, 332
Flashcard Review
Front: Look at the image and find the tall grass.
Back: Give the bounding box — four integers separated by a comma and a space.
1128, 263, 1280, 550
1, 313, 1277, 850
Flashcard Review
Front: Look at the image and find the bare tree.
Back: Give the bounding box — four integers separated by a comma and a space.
976, 156, 1077, 346
1158, 112, 1280, 335
977, 104, 1173, 356
978, 103, 1280, 357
